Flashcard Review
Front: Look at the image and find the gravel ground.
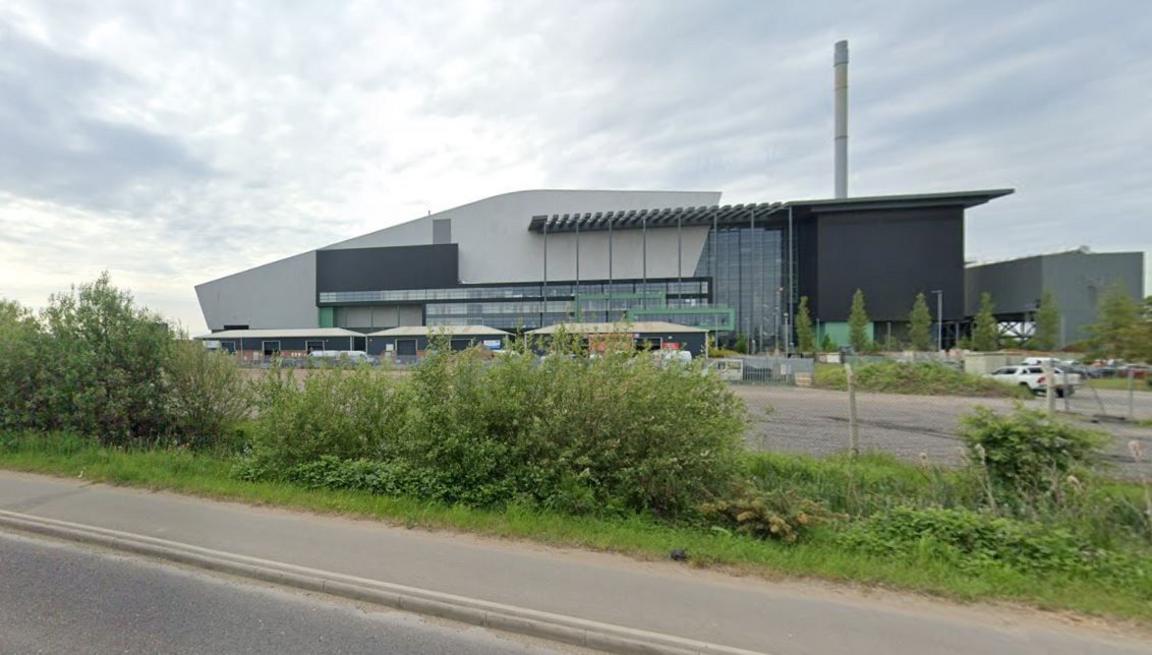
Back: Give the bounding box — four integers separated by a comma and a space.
732, 385, 1152, 478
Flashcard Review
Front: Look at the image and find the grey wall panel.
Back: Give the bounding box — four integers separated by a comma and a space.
320, 190, 720, 284
195, 251, 317, 330
398, 305, 423, 326
432, 218, 452, 244
815, 207, 965, 321
316, 244, 459, 292
964, 257, 1043, 316
1042, 251, 1144, 344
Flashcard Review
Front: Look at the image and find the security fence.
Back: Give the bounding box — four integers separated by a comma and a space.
710, 356, 815, 385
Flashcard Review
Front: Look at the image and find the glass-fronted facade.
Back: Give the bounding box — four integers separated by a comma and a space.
322, 278, 723, 331
320, 221, 790, 345
695, 224, 788, 350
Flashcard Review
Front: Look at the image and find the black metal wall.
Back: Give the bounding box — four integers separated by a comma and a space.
810, 207, 965, 322
316, 244, 459, 293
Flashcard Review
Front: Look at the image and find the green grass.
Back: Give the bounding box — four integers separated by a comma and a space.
1088, 378, 1152, 392
1, 434, 1150, 625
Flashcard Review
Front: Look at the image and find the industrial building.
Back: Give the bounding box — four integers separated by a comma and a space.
965, 249, 1145, 347
200, 328, 366, 360
366, 325, 509, 358
527, 321, 709, 357
195, 187, 1013, 350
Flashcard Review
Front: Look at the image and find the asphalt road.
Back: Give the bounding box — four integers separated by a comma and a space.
0, 531, 581, 655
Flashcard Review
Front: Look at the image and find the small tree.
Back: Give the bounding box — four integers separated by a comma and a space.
1087, 282, 1141, 359
908, 292, 933, 351
820, 332, 837, 353
1029, 290, 1060, 351
971, 292, 999, 352
795, 296, 815, 353
847, 289, 871, 353
733, 333, 748, 354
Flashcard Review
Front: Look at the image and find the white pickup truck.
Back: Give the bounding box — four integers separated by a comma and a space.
987, 365, 1081, 397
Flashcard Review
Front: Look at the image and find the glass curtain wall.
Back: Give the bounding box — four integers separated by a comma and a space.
695, 224, 785, 351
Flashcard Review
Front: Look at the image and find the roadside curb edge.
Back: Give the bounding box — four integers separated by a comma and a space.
0, 509, 766, 655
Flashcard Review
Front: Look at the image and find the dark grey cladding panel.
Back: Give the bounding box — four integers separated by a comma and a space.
814, 207, 965, 322
316, 244, 459, 292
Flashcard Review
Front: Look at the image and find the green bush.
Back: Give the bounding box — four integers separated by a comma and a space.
1, 276, 248, 449
813, 361, 1026, 398
164, 341, 250, 449
840, 507, 1150, 587
245, 344, 747, 517
3, 274, 175, 444
960, 406, 1107, 506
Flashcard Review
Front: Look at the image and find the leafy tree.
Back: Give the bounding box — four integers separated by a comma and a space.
971, 292, 999, 352
908, 292, 933, 351
847, 289, 871, 353
1087, 282, 1142, 359
0, 299, 43, 430
794, 296, 815, 353
37, 273, 175, 443
1029, 290, 1060, 351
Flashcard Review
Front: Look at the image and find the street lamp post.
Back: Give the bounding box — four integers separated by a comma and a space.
931, 290, 944, 351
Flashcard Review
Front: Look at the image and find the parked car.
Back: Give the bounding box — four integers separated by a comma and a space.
1118, 364, 1151, 380
987, 365, 1081, 397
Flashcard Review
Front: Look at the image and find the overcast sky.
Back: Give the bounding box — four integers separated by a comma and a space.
1, 0, 1149, 332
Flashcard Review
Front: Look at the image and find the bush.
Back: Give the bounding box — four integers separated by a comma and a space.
2, 274, 175, 444
1, 275, 251, 450
840, 507, 1150, 586
960, 406, 1107, 507
813, 361, 1026, 398
245, 344, 748, 517
164, 340, 250, 449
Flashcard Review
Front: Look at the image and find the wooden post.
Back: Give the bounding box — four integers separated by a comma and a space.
1129, 368, 1137, 421
846, 362, 860, 458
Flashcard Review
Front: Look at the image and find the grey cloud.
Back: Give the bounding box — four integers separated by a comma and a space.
0, 25, 211, 211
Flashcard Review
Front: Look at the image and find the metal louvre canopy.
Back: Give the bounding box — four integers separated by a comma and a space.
528, 202, 785, 234
526, 189, 1014, 234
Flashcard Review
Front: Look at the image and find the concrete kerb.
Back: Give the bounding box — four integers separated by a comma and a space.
0, 509, 766, 655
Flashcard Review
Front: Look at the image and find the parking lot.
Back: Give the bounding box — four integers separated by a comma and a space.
734, 385, 1152, 478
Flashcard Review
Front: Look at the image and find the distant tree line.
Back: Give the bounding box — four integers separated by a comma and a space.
789, 282, 1150, 359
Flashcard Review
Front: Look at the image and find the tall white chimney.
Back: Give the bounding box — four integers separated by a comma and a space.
834, 40, 849, 198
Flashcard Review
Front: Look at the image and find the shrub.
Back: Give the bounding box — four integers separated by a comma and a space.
248, 365, 411, 469
164, 340, 250, 449
960, 406, 1107, 507
3, 274, 175, 444
840, 507, 1150, 586
245, 344, 747, 517
0, 300, 42, 431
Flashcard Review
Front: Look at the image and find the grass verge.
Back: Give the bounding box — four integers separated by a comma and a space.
1088, 378, 1152, 393
1, 436, 1149, 625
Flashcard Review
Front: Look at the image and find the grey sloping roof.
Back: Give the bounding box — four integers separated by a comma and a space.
196, 328, 361, 339
526, 189, 1014, 234
367, 325, 511, 337
527, 321, 707, 335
